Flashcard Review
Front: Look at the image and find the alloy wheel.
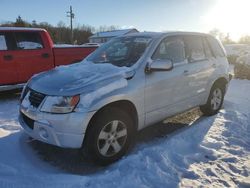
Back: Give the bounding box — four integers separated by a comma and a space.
97, 120, 128, 157
211, 88, 222, 110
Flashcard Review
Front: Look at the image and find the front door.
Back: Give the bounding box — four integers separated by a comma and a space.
145, 36, 192, 126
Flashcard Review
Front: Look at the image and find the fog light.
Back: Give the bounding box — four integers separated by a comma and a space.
39, 128, 49, 139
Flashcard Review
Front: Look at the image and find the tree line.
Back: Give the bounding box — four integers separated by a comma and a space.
0, 16, 120, 44
2, 16, 250, 45
209, 28, 250, 44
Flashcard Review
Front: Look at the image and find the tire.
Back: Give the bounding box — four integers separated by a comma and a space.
83, 107, 135, 165
200, 82, 225, 116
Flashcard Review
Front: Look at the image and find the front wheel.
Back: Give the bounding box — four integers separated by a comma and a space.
200, 83, 225, 116
83, 107, 135, 165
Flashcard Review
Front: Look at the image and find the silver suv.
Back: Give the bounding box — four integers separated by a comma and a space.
19, 32, 230, 164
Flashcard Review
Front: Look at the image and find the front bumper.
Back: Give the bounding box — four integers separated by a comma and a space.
19, 106, 95, 148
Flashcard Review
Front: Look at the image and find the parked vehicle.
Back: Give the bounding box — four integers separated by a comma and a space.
0, 27, 97, 91
19, 31, 230, 165
81, 43, 101, 47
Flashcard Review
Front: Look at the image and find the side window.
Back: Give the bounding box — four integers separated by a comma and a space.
0, 32, 17, 50
15, 32, 44, 50
207, 36, 225, 57
203, 38, 213, 58
0, 35, 7, 50
152, 36, 186, 63
185, 36, 206, 62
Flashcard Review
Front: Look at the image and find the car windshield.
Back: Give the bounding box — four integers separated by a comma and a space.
87, 36, 152, 67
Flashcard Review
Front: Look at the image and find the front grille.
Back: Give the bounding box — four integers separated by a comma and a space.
21, 113, 34, 130
29, 90, 46, 108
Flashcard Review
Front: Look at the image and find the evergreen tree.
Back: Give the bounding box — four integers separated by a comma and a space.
15, 16, 28, 27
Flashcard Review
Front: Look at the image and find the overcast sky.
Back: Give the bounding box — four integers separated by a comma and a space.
1, 0, 249, 40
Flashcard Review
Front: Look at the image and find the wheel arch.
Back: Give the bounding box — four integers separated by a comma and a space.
212, 76, 228, 93
202, 76, 229, 106
82, 100, 139, 146
200, 76, 228, 116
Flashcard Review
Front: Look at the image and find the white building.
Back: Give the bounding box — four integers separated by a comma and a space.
89, 28, 138, 43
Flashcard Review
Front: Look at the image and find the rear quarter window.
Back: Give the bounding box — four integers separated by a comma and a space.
203, 37, 213, 58
207, 36, 225, 57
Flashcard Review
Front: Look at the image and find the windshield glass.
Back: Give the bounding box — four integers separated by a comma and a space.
87, 36, 152, 67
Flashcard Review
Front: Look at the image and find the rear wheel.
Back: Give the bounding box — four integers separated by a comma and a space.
83, 107, 135, 165
200, 83, 225, 116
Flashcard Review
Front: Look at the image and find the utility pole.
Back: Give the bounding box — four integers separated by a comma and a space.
67, 5, 74, 44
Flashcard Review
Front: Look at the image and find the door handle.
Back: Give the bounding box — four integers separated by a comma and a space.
41, 53, 50, 58
3, 55, 13, 61
183, 70, 189, 76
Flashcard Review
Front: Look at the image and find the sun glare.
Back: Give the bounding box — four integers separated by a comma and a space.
203, 0, 250, 41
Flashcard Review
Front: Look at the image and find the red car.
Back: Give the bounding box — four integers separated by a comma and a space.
0, 27, 97, 91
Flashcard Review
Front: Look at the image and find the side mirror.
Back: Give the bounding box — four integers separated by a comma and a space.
146, 59, 173, 72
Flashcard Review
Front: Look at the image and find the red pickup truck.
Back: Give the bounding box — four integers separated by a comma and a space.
0, 27, 97, 91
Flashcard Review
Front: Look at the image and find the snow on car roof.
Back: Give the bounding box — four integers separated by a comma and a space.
121, 31, 212, 39
89, 29, 138, 38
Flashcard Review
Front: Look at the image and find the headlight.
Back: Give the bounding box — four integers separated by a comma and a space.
40, 95, 80, 113
20, 84, 28, 101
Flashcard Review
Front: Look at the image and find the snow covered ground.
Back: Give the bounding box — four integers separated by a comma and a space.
0, 79, 250, 188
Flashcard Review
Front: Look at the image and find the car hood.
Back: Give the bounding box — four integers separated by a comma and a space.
28, 61, 135, 96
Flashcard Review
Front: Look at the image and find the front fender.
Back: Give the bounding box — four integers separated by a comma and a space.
85, 92, 145, 131
75, 76, 128, 110
87, 94, 130, 112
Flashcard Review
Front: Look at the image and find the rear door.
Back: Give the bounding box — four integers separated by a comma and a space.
183, 35, 216, 105
0, 32, 19, 85
13, 31, 54, 83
